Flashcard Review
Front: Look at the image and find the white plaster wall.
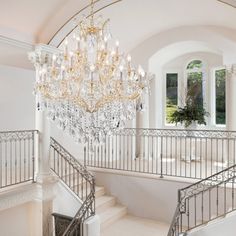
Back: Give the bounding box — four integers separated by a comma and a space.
53, 181, 82, 217
130, 26, 236, 69
0, 64, 35, 130
0, 201, 41, 236
50, 123, 84, 160
94, 171, 189, 223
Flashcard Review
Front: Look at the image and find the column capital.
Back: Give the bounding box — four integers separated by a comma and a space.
28, 44, 60, 66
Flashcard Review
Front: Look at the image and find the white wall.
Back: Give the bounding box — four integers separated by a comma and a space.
0, 201, 41, 236
53, 181, 82, 217
0, 64, 35, 130
50, 123, 84, 160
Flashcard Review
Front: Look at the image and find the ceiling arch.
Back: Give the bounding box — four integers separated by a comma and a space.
149, 41, 222, 72
130, 25, 236, 69
43, 0, 236, 51
1, 0, 236, 69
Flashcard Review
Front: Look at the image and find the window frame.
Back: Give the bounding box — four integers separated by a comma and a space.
163, 70, 181, 126
185, 59, 205, 108
211, 66, 226, 128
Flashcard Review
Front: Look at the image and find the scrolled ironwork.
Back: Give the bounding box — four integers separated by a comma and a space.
113, 128, 236, 139
168, 164, 236, 236
0, 130, 37, 142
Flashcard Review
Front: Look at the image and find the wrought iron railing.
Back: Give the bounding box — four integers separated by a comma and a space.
50, 138, 95, 236
168, 164, 236, 236
0, 130, 38, 188
85, 128, 236, 180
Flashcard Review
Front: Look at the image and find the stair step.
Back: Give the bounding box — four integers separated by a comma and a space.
96, 195, 116, 213
99, 204, 127, 230
70, 186, 105, 200
95, 186, 106, 198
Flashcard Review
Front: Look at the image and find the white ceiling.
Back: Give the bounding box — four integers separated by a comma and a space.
1, 0, 236, 69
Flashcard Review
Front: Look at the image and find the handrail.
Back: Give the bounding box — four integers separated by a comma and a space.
85, 128, 236, 180
168, 164, 236, 236
50, 138, 95, 236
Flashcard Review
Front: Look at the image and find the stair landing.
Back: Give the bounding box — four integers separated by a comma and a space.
100, 215, 169, 236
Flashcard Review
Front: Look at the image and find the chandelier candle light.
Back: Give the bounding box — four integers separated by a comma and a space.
29, 0, 152, 143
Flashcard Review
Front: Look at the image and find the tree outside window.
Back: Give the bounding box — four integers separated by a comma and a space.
215, 69, 226, 125
166, 73, 178, 123
186, 60, 203, 109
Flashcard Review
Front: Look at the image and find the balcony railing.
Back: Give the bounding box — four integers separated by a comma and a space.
168, 164, 236, 236
85, 128, 236, 180
0, 130, 38, 188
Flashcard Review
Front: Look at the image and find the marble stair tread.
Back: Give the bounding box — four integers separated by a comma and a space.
83, 186, 105, 198
98, 204, 127, 229
96, 195, 116, 213
71, 185, 105, 200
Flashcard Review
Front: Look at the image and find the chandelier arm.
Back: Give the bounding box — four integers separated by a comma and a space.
30, 0, 151, 144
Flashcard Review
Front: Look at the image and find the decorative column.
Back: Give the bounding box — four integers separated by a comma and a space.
29, 45, 59, 236
135, 75, 153, 158
226, 65, 236, 131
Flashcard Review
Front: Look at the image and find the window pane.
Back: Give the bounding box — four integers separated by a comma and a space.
215, 69, 226, 125
166, 73, 178, 123
187, 60, 203, 70
187, 72, 203, 108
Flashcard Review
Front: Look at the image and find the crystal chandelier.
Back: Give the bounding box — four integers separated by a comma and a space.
30, 0, 151, 144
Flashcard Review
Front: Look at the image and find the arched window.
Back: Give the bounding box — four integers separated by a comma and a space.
186, 60, 204, 109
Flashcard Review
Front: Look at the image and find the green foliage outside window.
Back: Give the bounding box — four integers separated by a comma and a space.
169, 60, 209, 127
186, 60, 203, 70
215, 69, 226, 125
166, 73, 178, 123
169, 83, 209, 127
187, 72, 203, 109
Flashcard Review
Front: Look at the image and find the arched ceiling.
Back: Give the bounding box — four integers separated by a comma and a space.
1, 0, 236, 69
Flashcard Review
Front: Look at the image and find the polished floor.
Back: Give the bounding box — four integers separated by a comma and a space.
101, 215, 169, 236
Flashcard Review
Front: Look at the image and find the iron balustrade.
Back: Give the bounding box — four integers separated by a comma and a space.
168, 164, 236, 236
0, 130, 38, 188
50, 138, 95, 236
85, 128, 236, 180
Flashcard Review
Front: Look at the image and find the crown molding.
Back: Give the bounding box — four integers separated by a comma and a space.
0, 35, 33, 50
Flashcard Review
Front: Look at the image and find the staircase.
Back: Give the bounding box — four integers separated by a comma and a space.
96, 186, 127, 230
1, 130, 236, 236
50, 138, 127, 235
